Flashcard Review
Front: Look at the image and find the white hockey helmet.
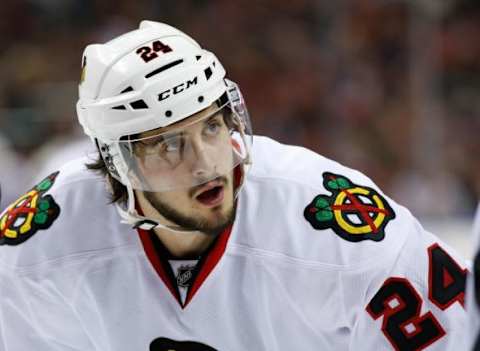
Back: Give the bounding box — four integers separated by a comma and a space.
77, 21, 230, 140
76, 21, 252, 229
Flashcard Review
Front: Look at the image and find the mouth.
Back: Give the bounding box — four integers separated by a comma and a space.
194, 180, 225, 207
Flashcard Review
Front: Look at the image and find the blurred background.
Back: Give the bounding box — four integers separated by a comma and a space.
0, 0, 478, 256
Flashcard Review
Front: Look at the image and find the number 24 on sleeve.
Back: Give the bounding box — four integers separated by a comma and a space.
366, 244, 467, 351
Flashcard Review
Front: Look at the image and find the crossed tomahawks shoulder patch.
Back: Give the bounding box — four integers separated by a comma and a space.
0, 171, 61, 245
304, 172, 395, 242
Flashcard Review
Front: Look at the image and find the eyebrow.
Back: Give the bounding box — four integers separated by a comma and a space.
137, 109, 224, 140
205, 112, 222, 123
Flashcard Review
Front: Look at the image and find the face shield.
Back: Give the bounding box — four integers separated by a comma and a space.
113, 100, 252, 193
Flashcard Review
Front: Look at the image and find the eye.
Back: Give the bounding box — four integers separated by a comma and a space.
204, 117, 222, 136
134, 133, 183, 156
161, 135, 183, 153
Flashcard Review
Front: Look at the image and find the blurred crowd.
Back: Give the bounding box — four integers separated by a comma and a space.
0, 0, 479, 218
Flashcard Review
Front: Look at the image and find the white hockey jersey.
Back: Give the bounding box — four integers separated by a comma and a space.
466, 204, 480, 350
0, 136, 467, 350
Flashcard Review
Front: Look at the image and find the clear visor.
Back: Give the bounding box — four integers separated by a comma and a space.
117, 101, 251, 192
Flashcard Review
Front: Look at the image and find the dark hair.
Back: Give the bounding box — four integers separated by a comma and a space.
86, 146, 128, 205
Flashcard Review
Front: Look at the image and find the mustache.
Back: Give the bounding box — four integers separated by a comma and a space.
188, 175, 228, 198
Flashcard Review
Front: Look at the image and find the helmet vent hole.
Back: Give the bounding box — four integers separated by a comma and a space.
112, 105, 127, 110
165, 110, 172, 117
196, 55, 201, 61
198, 96, 204, 103
204, 67, 212, 80
120, 86, 134, 94
130, 100, 148, 110
145, 59, 184, 79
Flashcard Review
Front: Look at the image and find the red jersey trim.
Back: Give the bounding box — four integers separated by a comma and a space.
137, 225, 232, 308
137, 228, 179, 301
184, 226, 231, 306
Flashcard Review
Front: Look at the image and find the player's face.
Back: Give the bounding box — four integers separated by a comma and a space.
143, 169, 236, 236
135, 105, 237, 235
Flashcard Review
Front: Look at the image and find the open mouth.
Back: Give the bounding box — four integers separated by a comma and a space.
195, 184, 225, 207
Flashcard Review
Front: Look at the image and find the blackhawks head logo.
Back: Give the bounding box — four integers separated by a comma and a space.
304, 172, 395, 242
0, 171, 61, 245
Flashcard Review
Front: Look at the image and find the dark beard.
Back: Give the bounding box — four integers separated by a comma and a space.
143, 184, 236, 237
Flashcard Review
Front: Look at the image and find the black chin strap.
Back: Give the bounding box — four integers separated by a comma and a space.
131, 213, 198, 233
132, 219, 159, 230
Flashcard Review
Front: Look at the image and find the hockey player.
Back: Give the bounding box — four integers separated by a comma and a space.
467, 204, 480, 350
0, 21, 468, 350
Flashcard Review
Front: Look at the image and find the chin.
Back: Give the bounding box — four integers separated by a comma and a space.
144, 181, 236, 235
201, 202, 236, 236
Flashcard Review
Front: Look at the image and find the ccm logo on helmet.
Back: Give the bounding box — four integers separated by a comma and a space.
158, 77, 198, 102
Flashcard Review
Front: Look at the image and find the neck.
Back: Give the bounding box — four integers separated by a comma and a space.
153, 227, 215, 258
136, 191, 215, 258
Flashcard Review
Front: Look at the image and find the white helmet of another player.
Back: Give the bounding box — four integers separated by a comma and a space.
76, 20, 252, 230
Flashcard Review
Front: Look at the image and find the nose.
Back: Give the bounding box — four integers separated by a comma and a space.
189, 139, 216, 179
